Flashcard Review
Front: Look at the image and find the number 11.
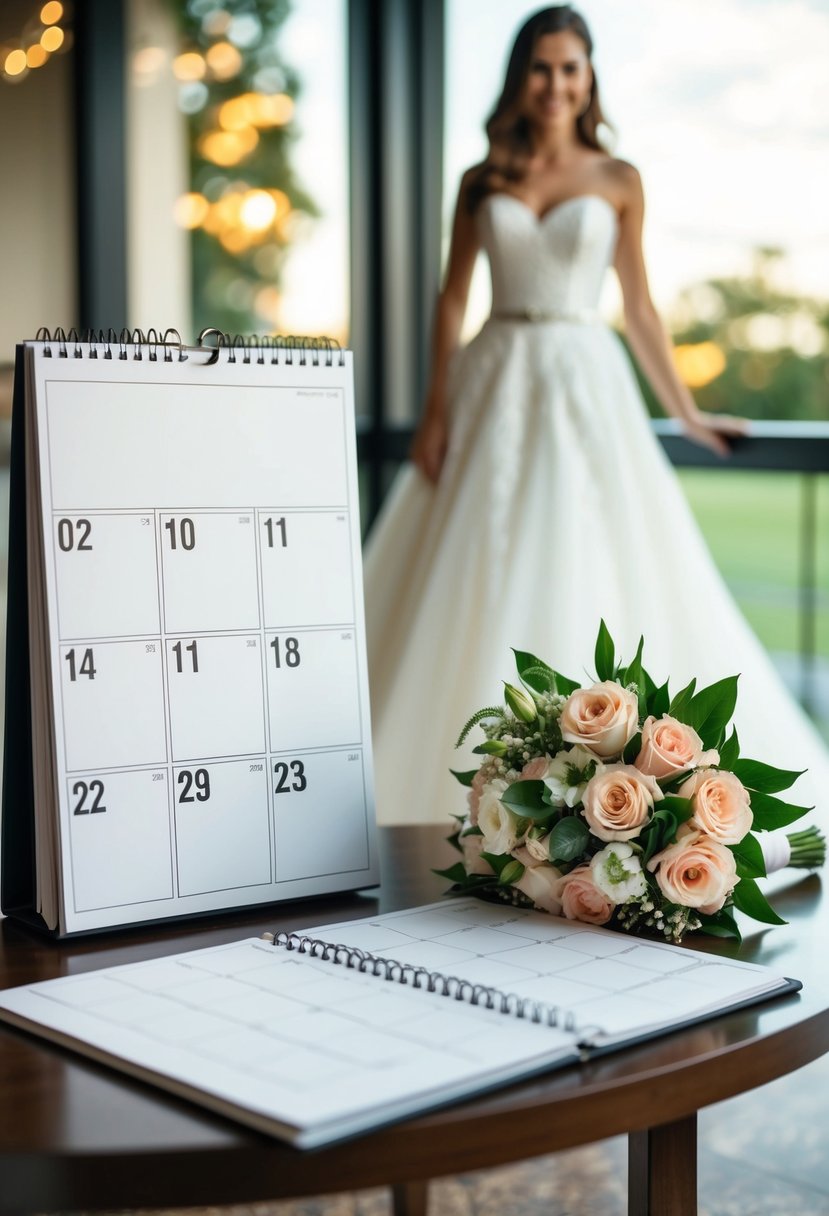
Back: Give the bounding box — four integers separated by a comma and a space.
264, 517, 287, 547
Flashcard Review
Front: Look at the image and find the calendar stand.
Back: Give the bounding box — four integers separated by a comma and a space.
2, 329, 379, 936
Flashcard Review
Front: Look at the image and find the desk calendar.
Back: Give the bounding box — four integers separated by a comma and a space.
1, 331, 379, 936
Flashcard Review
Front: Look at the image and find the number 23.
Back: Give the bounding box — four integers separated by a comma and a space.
274, 760, 306, 793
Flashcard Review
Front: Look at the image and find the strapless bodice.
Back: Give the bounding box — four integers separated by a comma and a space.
477, 193, 618, 319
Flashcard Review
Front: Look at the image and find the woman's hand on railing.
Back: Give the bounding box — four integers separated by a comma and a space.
681, 412, 750, 459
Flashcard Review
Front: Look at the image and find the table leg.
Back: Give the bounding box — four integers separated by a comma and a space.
628, 1113, 697, 1216
391, 1179, 429, 1216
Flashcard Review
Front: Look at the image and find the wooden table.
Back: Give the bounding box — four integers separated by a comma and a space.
1, 826, 827, 1216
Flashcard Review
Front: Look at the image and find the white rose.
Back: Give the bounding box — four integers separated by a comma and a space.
544, 745, 603, 807
513, 863, 564, 915
477, 779, 519, 855
590, 842, 648, 901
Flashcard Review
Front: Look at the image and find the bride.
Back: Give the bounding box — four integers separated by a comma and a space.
363, 4, 829, 826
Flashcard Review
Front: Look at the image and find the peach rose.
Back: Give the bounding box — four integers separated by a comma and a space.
647, 828, 738, 913
519, 756, 552, 782
513, 862, 564, 915
560, 681, 639, 759
459, 823, 493, 876
582, 764, 663, 842
679, 769, 752, 845
557, 866, 615, 925
634, 715, 719, 780
467, 768, 489, 824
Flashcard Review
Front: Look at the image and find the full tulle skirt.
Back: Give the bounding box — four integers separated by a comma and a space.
363, 319, 829, 825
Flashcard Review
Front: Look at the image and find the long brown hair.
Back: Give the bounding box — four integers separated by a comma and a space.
467, 6, 610, 213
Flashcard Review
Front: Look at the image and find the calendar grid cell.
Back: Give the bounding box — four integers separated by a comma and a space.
67, 766, 175, 914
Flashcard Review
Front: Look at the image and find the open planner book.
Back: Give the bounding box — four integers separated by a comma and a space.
0, 898, 800, 1147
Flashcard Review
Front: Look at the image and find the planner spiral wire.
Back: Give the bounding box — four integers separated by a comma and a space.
33, 327, 345, 367
271, 929, 577, 1030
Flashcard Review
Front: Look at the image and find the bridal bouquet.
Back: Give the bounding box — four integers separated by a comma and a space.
439, 623, 824, 942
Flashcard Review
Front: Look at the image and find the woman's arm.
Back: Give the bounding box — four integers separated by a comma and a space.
613, 163, 746, 457
411, 170, 481, 482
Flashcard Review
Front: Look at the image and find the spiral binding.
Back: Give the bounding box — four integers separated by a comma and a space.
32, 327, 345, 368
271, 930, 575, 1031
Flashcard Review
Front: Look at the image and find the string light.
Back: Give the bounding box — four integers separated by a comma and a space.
173, 52, 206, 81
27, 44, 49, 68
4, 48, 28, 77
3, 1, 69, 81
40, 25, 64, 52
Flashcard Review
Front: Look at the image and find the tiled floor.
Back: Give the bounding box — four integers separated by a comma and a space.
1, 453, 828, 1214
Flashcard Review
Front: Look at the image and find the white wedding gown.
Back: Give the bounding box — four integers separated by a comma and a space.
363, 193, 829, 825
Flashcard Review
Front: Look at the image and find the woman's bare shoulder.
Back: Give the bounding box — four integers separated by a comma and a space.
599, 156, 644, 200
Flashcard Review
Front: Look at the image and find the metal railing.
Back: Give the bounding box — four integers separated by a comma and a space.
357, 419, 829, 714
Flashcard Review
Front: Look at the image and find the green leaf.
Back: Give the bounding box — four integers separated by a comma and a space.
548, 815, 589, 864
657, 795, 695, 824
623, 731, 642, 764
512, 649, 557, 694
749, 790, 813, 831
450, 768, 479, 788
432, 862, 469, 883
455, 706, 503, 748
500, 780, 553, 819
683, 676, 739, 749
650, 679, 670, 719
551, 669, 581, 696
640, 809, 679, 863
729, 832, 767, 879
460, 824, 484, 837
697, 907, 742, 941
732, 758, 805, 794
621, 637, 648, 716
731, 877, 787, 926
499, 859, 525, 886
718, 728, 740, 771
472, 740, 508, 756
480, 851, 512, 877
594, 619, 615, 681
669, 677, 697, 719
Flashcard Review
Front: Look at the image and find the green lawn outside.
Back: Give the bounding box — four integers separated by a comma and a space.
677, 470, 829, 658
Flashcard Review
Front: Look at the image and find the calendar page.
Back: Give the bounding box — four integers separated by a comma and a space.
27, 342, 378, 934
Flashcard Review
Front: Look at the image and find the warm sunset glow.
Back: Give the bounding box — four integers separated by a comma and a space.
40, 1, 63, 24
173, 51, 206, 81
39, 25, 64, 52
673, 342, 727, 389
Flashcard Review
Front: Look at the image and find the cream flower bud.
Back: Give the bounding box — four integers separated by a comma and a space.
504, 683, 538, 723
